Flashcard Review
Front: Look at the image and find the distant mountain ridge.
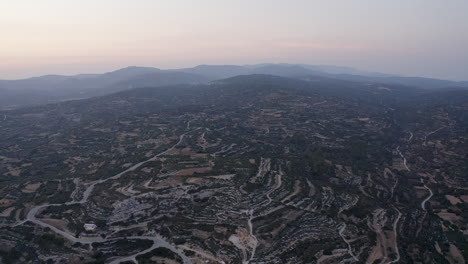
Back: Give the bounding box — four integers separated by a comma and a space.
1, 63, 467, 109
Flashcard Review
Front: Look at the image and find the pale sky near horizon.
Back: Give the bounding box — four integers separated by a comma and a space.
1, 0, 467, 80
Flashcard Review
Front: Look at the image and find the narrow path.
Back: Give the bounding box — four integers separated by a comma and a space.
337, 195, 359, 262
313, 100, 327, 106
26, 132, 195, 264
338, 224, 359, 262
178, 245, 224, 264
390, 178, 398, 200
243, 168, 283, 263
423, 126, 446, 145
246, 209, 258, 264
108, 236, 193, 264
266, 170, 283, 204
396, 146, 410, 172
388, 207, 402, 264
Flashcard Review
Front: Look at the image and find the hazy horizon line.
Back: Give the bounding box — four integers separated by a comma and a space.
1, 62, 466, 82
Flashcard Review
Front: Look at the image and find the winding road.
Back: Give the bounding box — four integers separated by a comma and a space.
389, 130, 435, 263
390, 131, 412, 198
26, 132, 194, 264
421, 185, 434, 211
386, 131, 411, 263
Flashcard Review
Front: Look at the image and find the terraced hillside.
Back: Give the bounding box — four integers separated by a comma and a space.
0, 75, 467, 264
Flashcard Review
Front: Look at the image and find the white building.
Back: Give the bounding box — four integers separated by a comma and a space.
83, 223, 97, 231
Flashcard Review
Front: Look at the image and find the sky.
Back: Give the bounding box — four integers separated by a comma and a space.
1, 0, 468, 80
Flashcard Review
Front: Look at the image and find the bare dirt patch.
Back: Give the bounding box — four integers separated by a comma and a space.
42, 218, 72, 233
141, 167, 153, 173
460, 195, 468, 203
207, 174, 235, 180
446, 195, 462, 205
437, 209, 462, 222
445, 244, 465, 264
23, 183, 42, 193
317, 249, 348, 264
152, 176, 184, 188
175, 167, 212, 176
281, 180, 301, 202
0, 199, 15, 207
21, 113, 46, 119
186, 177, 204, 184
6, 167, 21, 176
0, 156, 21, 162
0, 207, 15, 217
